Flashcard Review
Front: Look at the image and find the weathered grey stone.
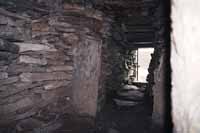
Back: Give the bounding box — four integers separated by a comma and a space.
0, 85, 19, 98
44, 81, 71, 90
16, 118, 45, 132
20, 72, 72, 82
72, 37, 102, 116
63, 33, 79, 44
0, 108, 36, 125
117, 90, 144, 101
55, 26, 76, 33
47, 60, 66, 65
0, 72, 8, 80
47, 65, 73, 72
123, 85, 140, 90
0, 39, 19, 53
0, 15, 16, 26
0, 51, 18, 61
0, 61, 9, 65
0, 7, 30, 21
31, 20, 50, 32
0, 92, 24, 105
49, 18, 72, 27
0, 82, 43, 98
45, 52, 71, 61
0, 25, 29, 41
14, 42, 57, 52
0, 97, 33, 115
0, 66, 8, 71
113, 99, 140, 106
8, 64, 46, 74
19, 56, 47, 65
0, 76, 19, 86
31, 32, 59, 39
31, 121, 62, 133
0, 15, 9, 25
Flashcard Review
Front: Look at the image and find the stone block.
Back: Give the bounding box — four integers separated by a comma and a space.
20, 72, 72, 82
47, 65, 73, 72
8, 64, 46, 74
19, 56, 47, 65
0, 60, 9, 65
45, 52, 71, 61
32, 21, 50, 32
0, 108, 36, 125
47, 60, 66, 65
0, 76, 19, 86
49, 18, 72, 27
55, 26, 76, 33
0, 66, 8, 71
0, 51, 18, 61
44, 81, 71, 90
0, 82, 43, 98
0, 72, 8, 80
63, 33, 79, 44
0, 97, 33, 115
16, 118, 45, 132
0, 91, 24, 105
0, 25, 30, 41
0, 39, 19, 53
0, 15, 10, 25
14, 42, 57, 52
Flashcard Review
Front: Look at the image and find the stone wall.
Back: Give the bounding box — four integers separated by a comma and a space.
151, 47, 167, 127
0, 3, 106, 132
171, 0, 200, 132
72, 34, 102, 117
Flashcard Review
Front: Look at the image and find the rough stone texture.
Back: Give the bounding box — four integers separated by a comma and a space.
171, 0, 200, 132
19, 55, 47, 65
20, 72, 72, 82
0, 2, 106, 132
152, 49, 166, 127
72, 37, 102, 117
15, 42, 57, 52
44, 81, 71, 90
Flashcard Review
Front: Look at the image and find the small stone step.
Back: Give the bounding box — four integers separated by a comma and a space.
113, 98, 141, 106
116, 91, 145, 101
122, 85, 139, 90
117, 90, 144, 97
114, 95, 144, 102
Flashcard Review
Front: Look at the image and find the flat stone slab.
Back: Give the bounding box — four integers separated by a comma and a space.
0, 97, 33, 115
113, 98, 140, 106
44, 81, 71, 90
123, 85, 140, 90
117, 90, 144, 98
47, 65, 73, 72
0, 72, 8, 80
19, 55, 47, 65
20, 72, 72, 82
14, 42, 57, 52
0, 76, 19, 86
0, 39, 19, 53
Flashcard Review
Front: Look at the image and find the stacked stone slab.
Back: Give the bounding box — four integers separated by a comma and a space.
113, 84, 146, 107
0, 2, 105, 132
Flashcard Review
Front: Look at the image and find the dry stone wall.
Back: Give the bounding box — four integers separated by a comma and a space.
0, 3, 106, 132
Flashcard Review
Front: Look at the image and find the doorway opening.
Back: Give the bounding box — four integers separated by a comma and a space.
95, 0, 171, 132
